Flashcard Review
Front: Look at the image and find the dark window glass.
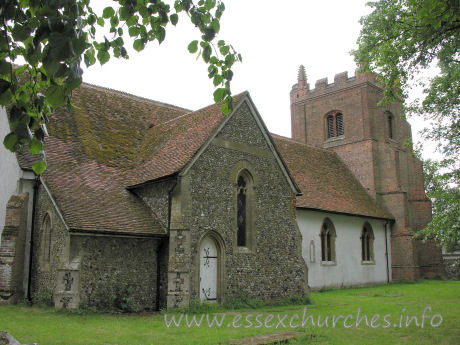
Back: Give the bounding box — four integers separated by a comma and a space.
237, 176, 247, 246
388, 115, 393, 139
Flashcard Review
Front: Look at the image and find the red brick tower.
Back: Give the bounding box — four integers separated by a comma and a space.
290, 66, 443, 280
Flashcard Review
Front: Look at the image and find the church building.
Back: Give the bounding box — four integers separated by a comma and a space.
0, 67, 443, 310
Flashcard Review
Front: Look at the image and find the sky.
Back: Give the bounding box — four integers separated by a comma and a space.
82, 0, 433, 155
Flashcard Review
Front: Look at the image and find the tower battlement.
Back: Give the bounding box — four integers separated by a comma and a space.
290, 67, 379, 103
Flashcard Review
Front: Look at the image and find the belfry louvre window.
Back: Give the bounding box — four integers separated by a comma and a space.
326, 112, 344, 138
361, 223, 375, 262
320, 219, 336, 262
387, 112, 394, 139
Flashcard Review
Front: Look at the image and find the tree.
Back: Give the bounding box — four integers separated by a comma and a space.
352, 0, 459, 247
1, 0, 241, 174
419, 159, 460, 250
352, 0, 459, 159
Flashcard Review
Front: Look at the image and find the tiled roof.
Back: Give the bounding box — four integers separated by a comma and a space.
17, 83, 190, 235
272, 135, 393, 220
126, 92, 247, 186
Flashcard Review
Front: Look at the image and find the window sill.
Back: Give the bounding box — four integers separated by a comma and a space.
236, 246, 254, 254
320, 261, 336, 266
361, 260, 375, 265
324, 136, 345, 148
385, 138, 399, 148
325, 135, 345, 143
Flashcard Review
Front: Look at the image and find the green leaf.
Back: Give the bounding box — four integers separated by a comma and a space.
97, 50, 110, 65
188, 40, 198, 53
3, 132, 18, 152
87, 14, 96, 25
119, 7, 131, 21
28, 137, 43, 154
224, 70, 233, 81
0, 88, 12, 106
217, 40, 225, 48
213, 74, 223, 86
97, 17, 105, 26
0, 60, 11, 77
202, 45, 211, 62
45, 85, 67, 108
129, 26, 141, 37
103, 6, 115, 19
111, 15, 120, 27
12, 24, 29, 41
205, 0, 216, 10
219, 45, 229, 55
32, 161, 47, 175
48, 32, 73, 61
207, 65, 217, 78
213, 88, 226, 103
0, 79, 11, 94
156, 27, 166, 44
221, 96, 232, 115
72, 35, 87, 56
211, 19, 220, 33
133, 39, 145, 52
203, 28, 215, 42
84, 48, 96, 67
170, 13, 179, 25
139, 6, 149, 18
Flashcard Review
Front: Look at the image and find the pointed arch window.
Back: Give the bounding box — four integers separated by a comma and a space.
39, 213, 53, 270
326, 112, 344, 139
361, 223, 375, 262
237, 175, 247, 247
235, 169, 255, 249
320, 219, 336, 262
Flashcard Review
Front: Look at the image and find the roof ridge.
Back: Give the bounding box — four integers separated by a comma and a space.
271, 133, 337, 155
81, 82, 191, 112
152, 91, 249, 128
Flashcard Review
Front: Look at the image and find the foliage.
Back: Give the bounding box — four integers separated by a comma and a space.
84, 280, 143, 313
32, 286, 54, 307
0, 0, 241, 174
352, 0, 459, 160
418, 159, 460, 250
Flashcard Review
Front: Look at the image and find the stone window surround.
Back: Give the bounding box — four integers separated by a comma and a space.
39, 212, 53, 272
228, 161, 259, 254
319, 218, 337, 265
361, 222, 375, 265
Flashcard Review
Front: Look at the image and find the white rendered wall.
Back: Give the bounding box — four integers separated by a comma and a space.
0, 107, 22, 245
297, 209, 392, 289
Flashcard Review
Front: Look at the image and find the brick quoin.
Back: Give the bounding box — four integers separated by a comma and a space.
290, 66, 443, 281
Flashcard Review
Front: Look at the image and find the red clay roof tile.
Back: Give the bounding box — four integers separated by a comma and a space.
272, 134, 393, 220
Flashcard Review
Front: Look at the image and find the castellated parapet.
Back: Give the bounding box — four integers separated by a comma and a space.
290, 68, 378, 103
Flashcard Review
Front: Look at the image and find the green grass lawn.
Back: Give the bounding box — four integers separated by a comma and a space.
0, 280, 459, 345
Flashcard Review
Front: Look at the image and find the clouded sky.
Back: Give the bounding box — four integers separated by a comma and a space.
83, 0, 434, 156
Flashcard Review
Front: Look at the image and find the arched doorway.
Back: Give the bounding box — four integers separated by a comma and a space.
199, 236, 219, 302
